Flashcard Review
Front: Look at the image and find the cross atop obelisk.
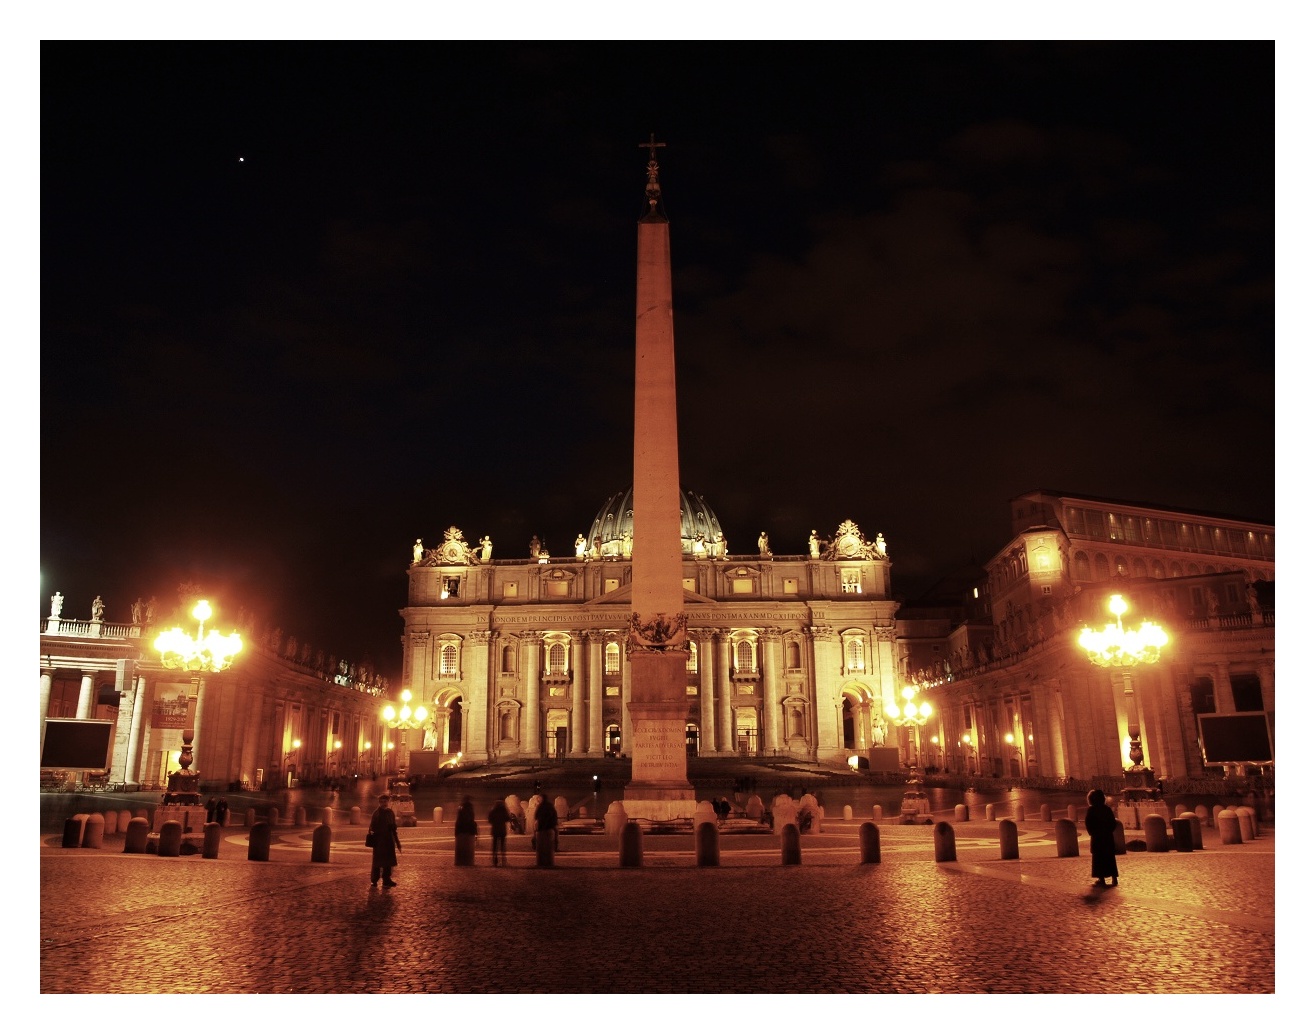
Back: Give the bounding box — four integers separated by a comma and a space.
625, 135, 694, 814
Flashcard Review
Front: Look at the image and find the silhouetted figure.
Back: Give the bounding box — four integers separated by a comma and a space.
534, 794, 559, 850
456, 797, 477, 836
487, 799, 510, 866
368, 793, 402, 888
206, 797, 218, 823
1085, 788, 1118, 887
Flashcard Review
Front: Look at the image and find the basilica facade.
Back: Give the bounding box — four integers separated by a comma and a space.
402, 488, 1274, 783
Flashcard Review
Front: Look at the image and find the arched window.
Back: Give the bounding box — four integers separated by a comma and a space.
1073, 551, 1092, 582
735, 639, 755, 673
786, 640, 801, 668
1093, 554, 1111, 581
547, 642, 567, 675
845, 638, 864, 673
440, 643, 458, 677
502, 644, 515, 673
686, 642, 698, 673
605, 642, 620, 674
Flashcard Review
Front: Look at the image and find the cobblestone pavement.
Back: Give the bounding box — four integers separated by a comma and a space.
39, 816, 1277, 995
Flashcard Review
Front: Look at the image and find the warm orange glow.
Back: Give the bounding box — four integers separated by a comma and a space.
155, 598, 242, 672
1078, 594, 1169, 667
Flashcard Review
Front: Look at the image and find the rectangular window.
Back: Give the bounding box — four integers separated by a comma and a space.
441, 577, 461, 599
782, 578, 798, 594
731, 578, 754, 594
605, 686, 620, 697
546, 580, 569, 597
503, 582, 518, 598
682, 578, 696, 592
604, 578, 620, 593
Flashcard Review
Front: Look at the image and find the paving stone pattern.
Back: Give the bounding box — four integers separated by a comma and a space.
40, 819, 1275, 994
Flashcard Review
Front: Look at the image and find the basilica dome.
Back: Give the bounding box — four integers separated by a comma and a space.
586, 487, 725, 557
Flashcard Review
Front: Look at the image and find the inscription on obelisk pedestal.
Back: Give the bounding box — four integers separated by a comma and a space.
624, 135, 695, 817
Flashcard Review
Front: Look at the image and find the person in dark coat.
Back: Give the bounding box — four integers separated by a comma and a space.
215, 798, 230, 827
368, 793, 402, 888
534, 793, 559, 850
487, 799, 510, 866
455, 797, 478, 836
1084, 788, 1119, 887
205, 798, 218, 823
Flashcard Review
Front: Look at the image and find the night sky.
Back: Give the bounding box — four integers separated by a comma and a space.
36, 42, 1276, 684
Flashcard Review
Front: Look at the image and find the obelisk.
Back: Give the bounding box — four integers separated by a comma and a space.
625, 135, 695, 816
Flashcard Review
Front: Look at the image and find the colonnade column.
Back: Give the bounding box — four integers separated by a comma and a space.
124, 675, 148, 787
695, 629, 715, 754
808, 625, 841, 759
191, 676, 208, 767
1213, 663, 1237, 712
587, 632, 604, 757
75, 672, 94, 719
761, 628, 783, 754
521, 631, 542, 758
39, 671, 53, 726
465, 631, 491, 763
569, 631, 587, 756
715, 633, 733, 753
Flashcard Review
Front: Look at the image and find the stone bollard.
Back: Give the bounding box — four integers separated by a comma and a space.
294, 806, 307, 828
745, 795, 764, 821
245, 807, 257, 828
321, 807, 335, 826
934, 820, 957, 862
204, 821, 223, 859
455, 831, 476, 867
1171, 816, 1194, 852
62, 815, 87, 849
695, 821, 720, 867
248, 820, 272, 861
1113, 820, 1127, 855
999, 819, 1019, 860
693, 801, 717, 831
158, 820, 183, 857
433, 806, 444, 826
351, 806, 362, 825
1055, 818, 1079, 857
134, 807, 149, 821
620, 820, 643, 867
1067, 805, 1078, 822
1144, 814, 1169, 852
555, 796, 569, 820
954, 804, 968, 822
82, 813, 105, 849
1013, 803, 1025, 824
311, 823, 332, 863
605, 801, 629, 839
578, 805, 589, 819
1178, 812, 1204, 850
124, 816, 150, 853
118, 809, 133, 833
843, 805, 853, 821
781, 823, 801, 865
1040, 804, 1052, 822
859, 822, 881, 863
102, 810, 118, 835
872, 804, 883, 822
1212, 804, 1225, 830
985, 803, 996, 821
535, 826, 556, 868
1195, 804, 1210, 828
1217, 809, 1242, 845
1236, 807, 1256, 841
268, 806, 280, 828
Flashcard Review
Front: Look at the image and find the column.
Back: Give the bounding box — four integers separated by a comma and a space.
522, 632, 541, 758
75, 672, 94, 719
569, 631, 587, 756
39, 671, 53, 725
873, 626, 898, 717
124, 675, 148, 788
109, 677, 135, 785
695, 629, 715, 754
191, 676, 208, 769
240, 684, 264, 788
715, 632, 733, 753
1213, 662, 1237, 713
465, 631, 491, 763
587, 632, 604, 757
809, 625, 843, 761
761, 629, 783, 753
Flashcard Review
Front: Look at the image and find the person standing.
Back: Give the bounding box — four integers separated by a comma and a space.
487, 798, 510, 866
215, 798, 230, 827
368, 793, 402, 888
534, 793, 559, 851
1084, 788, 1119, 887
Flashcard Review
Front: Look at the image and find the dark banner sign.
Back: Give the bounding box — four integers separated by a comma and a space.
152, 696, 191, 729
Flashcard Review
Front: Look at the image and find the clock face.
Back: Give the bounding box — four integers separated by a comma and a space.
440, 540, 466, 564
837, 534, 861, 558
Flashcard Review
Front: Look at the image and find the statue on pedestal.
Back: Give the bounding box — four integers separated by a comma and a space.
50, 592, 64, 618
91, 596, 105, 621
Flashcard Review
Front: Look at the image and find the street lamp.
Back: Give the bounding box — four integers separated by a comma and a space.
887, 685, 934, 822
153, 598, 242, 801
382, 689, 428, 775
1078, 593, 1169, 803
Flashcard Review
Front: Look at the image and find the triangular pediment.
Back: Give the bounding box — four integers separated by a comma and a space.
587, 583, 718, 607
